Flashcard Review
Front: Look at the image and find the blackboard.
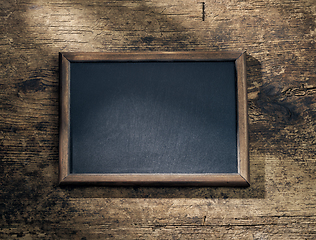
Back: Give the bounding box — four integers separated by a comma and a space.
59, 52, 249, 186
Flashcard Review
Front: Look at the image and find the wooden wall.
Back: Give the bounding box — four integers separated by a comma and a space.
1, 0, 316, 239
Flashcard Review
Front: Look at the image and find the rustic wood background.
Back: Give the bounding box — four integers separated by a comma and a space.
1, 0, 316, 239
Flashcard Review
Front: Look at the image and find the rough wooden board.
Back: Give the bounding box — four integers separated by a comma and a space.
1, 0, 316, 239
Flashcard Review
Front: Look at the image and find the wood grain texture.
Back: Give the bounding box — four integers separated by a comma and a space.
61, 51, 243, 61
1, 0, 316, 239
59, 53, 70, 183
236, 52, 249, 182
61, 174, 249, 187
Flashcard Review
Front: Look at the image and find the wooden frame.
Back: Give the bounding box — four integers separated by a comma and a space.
59, 51, 249, 186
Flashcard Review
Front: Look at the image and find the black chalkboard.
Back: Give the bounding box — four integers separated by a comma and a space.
59, 52, 249, 186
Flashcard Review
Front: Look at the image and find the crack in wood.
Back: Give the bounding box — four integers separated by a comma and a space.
282, 84, 316, 96
202, 2, 205, 21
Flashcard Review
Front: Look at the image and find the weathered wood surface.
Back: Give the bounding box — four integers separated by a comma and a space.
1, 0, 316, 239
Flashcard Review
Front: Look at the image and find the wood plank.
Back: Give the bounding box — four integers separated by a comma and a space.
1, 0, 316, 239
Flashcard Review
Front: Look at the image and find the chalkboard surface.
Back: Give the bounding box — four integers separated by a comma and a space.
59, 52, 249, 186
70, 61, 237, 174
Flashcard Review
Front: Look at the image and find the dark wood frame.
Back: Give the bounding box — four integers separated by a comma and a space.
59, 51, 249, 186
